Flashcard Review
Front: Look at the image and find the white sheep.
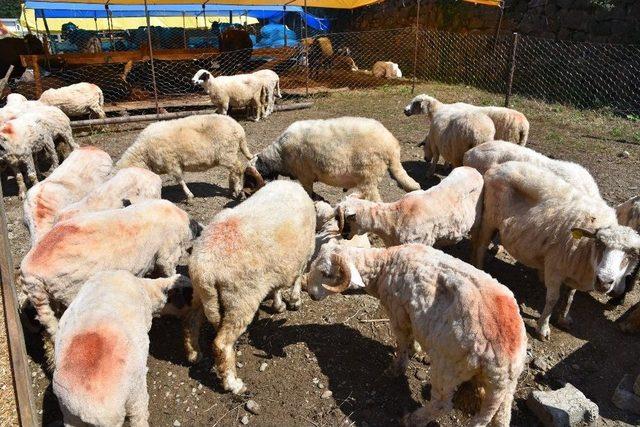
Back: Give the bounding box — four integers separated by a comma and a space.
38, 82, 106, 119
474, 161, 640, 339
20, 199, 201, 366
192, 69, 265, 121
463, 140, 601, 199
335, 166, 483, 248
53, 270, 189, 427
313, 200, 370, 260
252, 69, 281, 117
55, 167, 162, 223
305, 242, 526, 427
405, 94, 529, 145
372, 61, 402, 78
24, 146, 113, 245
184, 180, 315, 394
0, 94, 42, 122
243, 117, 420, 202
116, 114, 252, 201
611, 195, 640, 306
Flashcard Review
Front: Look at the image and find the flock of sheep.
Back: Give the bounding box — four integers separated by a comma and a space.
1, 73, 639, 427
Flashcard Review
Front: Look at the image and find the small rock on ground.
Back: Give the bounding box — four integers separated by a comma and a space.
527, 383, 598, 427
259, 362, 268, 372
321, 390, 333, 399
245, 399, 261, 415
612, 374, 640, 415
240, 414, 250, 425
532, 357, 549, 372
173, 421, 181, 427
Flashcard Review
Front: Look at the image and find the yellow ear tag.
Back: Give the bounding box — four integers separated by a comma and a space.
571, 229, 583, 240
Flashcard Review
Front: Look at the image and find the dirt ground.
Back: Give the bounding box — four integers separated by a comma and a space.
1, 82, 640, 426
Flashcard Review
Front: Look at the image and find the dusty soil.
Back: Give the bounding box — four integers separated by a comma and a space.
1, 82, 640, 426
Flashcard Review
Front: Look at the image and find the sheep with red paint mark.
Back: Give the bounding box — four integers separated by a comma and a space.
55, 167, 162, 223
474, 161, 640, 340
184, 180, 315, 394
335, 166, 483, 248
20, 199, 201, 367
39, 82, 106, 118
304, 242, 526, 426
53, 270, 189, 426
24, 146, 113, 245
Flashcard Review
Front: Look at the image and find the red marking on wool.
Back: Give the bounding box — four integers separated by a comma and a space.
59, 330, 126, 396
1, 123, 14, 135
206, 217, 242, 253
395, 197, 424, 217
480, 292, 523, 359
29, 224, 81, 266
33, 190, 56, 226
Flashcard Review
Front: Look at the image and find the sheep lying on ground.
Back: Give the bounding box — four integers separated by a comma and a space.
55, 167, 162, 223
474, 161, 640, 339
372, 61, 402, 78
305, 242, 526, 426
336, 166, 483, 247
192, 69, 265, 121
116, 114, 252, 200
185, 181, 315, 394
404, 94, 529, 145
612, 195, 640, 307
252, 69, 281, 117
24, 146, 113, 245
53, 271, 189, 427
463, 140, 601, 199
38, 82, 106, 118
243, 117, 420, 201
20, 199, 201, 366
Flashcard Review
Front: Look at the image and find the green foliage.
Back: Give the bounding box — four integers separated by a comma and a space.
589, 0, 616, 11
0, 0, 21, 19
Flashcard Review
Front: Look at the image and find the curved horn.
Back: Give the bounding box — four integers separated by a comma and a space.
336, 206, 345, 233
322, 254, 351, 293
245, 166, 265, 188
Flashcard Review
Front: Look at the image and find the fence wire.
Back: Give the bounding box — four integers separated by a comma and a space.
7, 25, 640, 117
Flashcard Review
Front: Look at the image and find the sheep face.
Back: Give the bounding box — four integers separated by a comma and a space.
191, 69, 211, 87
572, 224, 640, 295
404, 94, 435, 117
305, 244, 365, 301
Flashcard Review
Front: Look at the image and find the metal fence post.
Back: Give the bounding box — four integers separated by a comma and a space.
143, 0, 160, 116
411, 0, 421, 94
304, 0, 309, 98
182, 12, 187, 48
504, 32, 519, 108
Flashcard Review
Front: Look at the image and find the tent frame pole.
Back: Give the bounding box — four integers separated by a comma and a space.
411, 0, 421, 94
304, 0, 309, 98
143, 0, 160, 116
182, 12, 187, 48
492, 1, 504, 53
283, 4, 287, 47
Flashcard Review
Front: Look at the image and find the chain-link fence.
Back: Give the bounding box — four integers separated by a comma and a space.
7, 23, 640, 118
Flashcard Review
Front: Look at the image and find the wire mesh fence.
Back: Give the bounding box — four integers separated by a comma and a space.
6, 24, 640, 118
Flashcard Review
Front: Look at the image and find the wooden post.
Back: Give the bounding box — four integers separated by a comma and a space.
32, 56, 42, 98
229, 10, 233, 24
303, 0, 309, 98
504, 32, 518, 108
144, 0, 160, 116
182, 12, 187, 48
411, 0, 421, 94
492, 2, 504, 53
0, 185, 38, 427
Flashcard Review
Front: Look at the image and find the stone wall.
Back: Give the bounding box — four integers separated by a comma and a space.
336, 0, 640, 44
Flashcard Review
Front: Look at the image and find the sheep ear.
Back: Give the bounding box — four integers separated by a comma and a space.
571, 227, 597, 240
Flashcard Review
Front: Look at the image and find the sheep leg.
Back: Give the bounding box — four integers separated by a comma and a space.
537, 273, 561, 340
467, 382, 509, 427
222, 158, 245, 199
173, 173, 194, 201
488, 380, 518, 427
287, 275, 303, 311
127, 375, 150, 427
471, 221, 496, 269
403, 370, 457, 426
270, 289, 286, 313
359, 185, 382, 203
385, 310, 413, 377
9, 164, 28, 199
90, 105, 106, 119
43, 139, 59, 174
250, 95, 261, 122
155, 246, 181, 276
183, 295, 205, 364
30, 290, 58, 369
556, 287, 576, 329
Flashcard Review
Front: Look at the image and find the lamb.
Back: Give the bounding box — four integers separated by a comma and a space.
404, 94, 529, 146
243, 117, 420, 202
38, 82, 106, 119
335, 166, 483, 248
184, 181, 315, 394
372, 61, 402, 78
20, 199, 201, 365
463, 140, 601, 199
611, 195, 640, 306
1, 106, 78, 199
116, 114, 252, 200
191, 69, 265, 121
53, 271, 189, 427
24, 146, 113, 245
304, 242, 526, 427
252, 69, 281, 117
474, 161, 640, 339
55, 167, 162, 223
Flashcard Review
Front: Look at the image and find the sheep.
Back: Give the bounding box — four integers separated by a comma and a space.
1, 106, 78, 199
473, 161, 640, 340
335, 166, 483, 248
55, 167, 162, 223
243, 117, 420, 202
611, 195, 640, 306
463, 140, 601, 199
116, 114, 252, 201
183, 180, 315, 394
252, 69, 281, 117
20, 199, 201, 366
38, 82, 106, 119
304, 242, 526, 427
404, 94, 529, 146
191, 69, 265, 121
372, 61, 402, 78
313, 200, 370, 260
53, 271, 189, 427
307, 36, 333, 77
23, 146, 113, 245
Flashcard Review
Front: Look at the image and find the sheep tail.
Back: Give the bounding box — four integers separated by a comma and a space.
275, 79, 282, 98
388, 158, 420, 192
518, 127, 528, 146
239, 137, 253, 160
98, 87, 104, 107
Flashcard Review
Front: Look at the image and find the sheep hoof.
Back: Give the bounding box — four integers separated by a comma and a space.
287, 299, 302, 311
536, 324, 551, 341
272, 300, 286, 314
187, 351, 202, 364
556, 315, 573, 330
224, 376, 246, 395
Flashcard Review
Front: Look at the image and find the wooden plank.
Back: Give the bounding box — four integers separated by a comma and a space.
103, 95, 212, 113
0, 186, 38, 426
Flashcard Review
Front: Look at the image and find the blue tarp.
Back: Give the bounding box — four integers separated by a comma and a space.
25, 2, 330, 30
